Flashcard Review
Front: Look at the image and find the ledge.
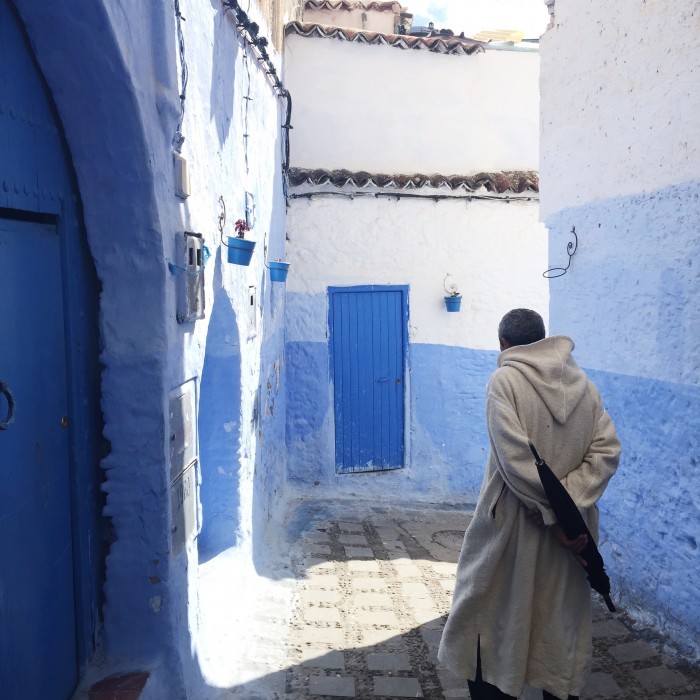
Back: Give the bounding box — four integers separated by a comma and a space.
288, 167, 539, 194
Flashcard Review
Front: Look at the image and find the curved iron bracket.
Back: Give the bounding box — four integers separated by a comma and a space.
543, 226, 578, 279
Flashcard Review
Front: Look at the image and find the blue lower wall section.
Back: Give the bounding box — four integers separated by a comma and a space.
409, 344, 497, 494
546, 180, 700, 657
590, 369, 699, 656
285, 340, 497, 501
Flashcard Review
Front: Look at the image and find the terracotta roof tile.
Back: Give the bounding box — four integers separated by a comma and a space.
304, 1, 403, 12
285, 22, 484, 55
289, 168, 539, 194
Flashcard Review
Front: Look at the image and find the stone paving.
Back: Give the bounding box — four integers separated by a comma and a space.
216, 500, 700, 700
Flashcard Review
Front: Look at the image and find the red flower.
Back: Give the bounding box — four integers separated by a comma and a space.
234, 218, 250, 238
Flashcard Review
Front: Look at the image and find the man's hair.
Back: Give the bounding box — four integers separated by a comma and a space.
498, 308, 545, 347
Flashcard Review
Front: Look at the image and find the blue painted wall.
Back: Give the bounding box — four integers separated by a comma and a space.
546, 181, 700, 657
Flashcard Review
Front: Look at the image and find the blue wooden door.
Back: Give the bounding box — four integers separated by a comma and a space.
329, 286, 408, 473
0, 1, 102, 697
0, 218, 77, 698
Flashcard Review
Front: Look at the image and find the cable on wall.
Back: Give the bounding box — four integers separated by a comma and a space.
243, 42, 252, 174
221, 0, 292, 198
172, 0, 189, 153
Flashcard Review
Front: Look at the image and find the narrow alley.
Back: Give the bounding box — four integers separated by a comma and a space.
202, 501, 700, 700
2, 0, 699, 697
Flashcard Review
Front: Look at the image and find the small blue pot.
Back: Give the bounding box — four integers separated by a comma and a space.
268, 261, 290, 282
444, 295, 462, 312
227, 237, 256, 266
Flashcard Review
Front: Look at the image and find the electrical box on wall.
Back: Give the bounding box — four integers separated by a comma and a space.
248, 285, 257, 334
245, 191, 256, 229
169, 379, 199, 557
173, 152, 191, 199
176, 231, 206, 324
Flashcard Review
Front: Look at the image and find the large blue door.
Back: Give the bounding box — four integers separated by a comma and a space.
0, 1, 101, 697
0, 218, 77, 698
329, 286, 408, 473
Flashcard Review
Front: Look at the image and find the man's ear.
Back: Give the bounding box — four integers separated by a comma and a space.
499, 338, 511, 351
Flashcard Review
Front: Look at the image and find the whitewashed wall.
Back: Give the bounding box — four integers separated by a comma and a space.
540, 0, 700, 660
284, 34, 540, 173
286, 191, 547, 350
540, 1, 700, 221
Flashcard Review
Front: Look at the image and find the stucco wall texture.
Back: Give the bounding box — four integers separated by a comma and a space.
540, 0, 700, 659
12, 0, 289, 695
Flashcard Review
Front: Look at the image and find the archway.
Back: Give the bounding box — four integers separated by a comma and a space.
10, 0, 175, 677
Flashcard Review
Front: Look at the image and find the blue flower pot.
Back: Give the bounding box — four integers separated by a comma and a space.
227, 237, 256, 266
444, 295, 462, 312
268, 261, 290, 282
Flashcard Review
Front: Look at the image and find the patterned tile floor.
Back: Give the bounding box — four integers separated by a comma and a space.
212, 500, 700, 700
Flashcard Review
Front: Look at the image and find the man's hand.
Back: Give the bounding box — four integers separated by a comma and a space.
526, 506, 545, 527
552, 524, 588, 567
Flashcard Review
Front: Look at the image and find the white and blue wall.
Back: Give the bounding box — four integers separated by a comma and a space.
8, 0, 291, 695
541, 0, 700, 660
284, 27, 548, 502
285, 190, 547, 499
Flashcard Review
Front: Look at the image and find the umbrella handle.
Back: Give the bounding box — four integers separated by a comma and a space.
528, 441, 544, 465
603, 594, 616, 613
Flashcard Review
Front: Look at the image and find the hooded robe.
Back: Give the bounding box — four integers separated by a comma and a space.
438, 336, 621, 700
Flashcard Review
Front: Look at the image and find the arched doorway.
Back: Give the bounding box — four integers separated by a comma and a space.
0, 0, 102, 697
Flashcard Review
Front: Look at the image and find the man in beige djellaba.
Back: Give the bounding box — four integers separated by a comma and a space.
439, 309, 621, 700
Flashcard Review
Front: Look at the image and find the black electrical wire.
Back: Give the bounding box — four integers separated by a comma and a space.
221, 0, 287, 96
221, 0, 292, 201
243, 48, 251, 174
172, 0, 188, 152
281, 90, 292, 200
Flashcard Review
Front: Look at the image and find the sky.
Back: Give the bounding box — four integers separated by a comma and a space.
408, 0, 550, 39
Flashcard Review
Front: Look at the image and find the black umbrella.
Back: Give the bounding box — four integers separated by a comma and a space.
528, 442, 616, 612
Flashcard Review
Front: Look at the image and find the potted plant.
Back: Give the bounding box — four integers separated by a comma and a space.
268, 257, 290, 282
226, 218, 256, 266
444, 290, 462, 312
443, 274, 462, 312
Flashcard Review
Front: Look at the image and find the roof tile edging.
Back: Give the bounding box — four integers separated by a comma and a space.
289, 168, 539, 194
285, 22, 484, 55
304, 1, 404, 13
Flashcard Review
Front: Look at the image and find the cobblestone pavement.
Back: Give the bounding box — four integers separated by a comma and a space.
218, 501, 700, 700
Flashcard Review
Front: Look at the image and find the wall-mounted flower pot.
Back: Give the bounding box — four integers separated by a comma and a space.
227, 237, 256, 266
268, 261, 290, 282
444, 295, 462, 312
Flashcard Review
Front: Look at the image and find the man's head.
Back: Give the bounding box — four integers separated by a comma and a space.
498, 308, 545, 351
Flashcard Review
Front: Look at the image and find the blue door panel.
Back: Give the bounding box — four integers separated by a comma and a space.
0, 219, 77, 698
329, 286, 407, 473
0, 0, 100, 697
